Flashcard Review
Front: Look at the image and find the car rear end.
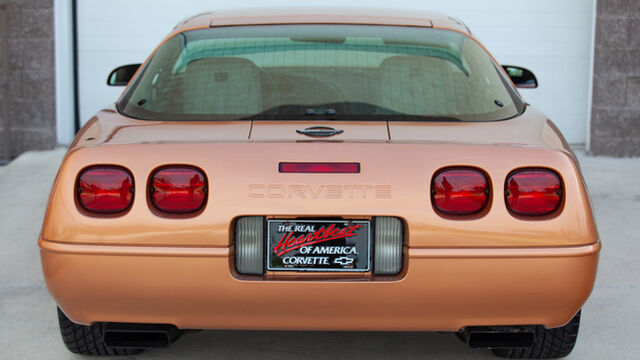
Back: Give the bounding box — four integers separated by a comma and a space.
39, 12, 600, 358
40, 120, 599, 329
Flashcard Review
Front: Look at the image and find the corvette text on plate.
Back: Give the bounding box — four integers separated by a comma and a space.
269, 222, 368, 270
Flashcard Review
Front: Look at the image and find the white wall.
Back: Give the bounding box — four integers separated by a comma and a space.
54, 0, 75, 144
64, 0, 595, 144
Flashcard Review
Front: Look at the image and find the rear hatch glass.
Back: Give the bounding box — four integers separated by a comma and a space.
119, 24, 523, 122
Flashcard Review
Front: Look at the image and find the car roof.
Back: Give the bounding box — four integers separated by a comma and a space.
172, 7, 471, 35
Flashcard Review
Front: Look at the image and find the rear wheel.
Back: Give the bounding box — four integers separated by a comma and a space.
57, 307, 144, 356
492, 311, 581, 359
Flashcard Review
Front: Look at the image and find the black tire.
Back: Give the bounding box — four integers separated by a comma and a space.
492, 311, 581, 359
57, 307, 144, 356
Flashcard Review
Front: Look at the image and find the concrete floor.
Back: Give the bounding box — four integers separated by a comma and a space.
0, 148, 638, 359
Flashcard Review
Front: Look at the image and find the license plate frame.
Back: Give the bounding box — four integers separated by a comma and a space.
266, 219, 371, 272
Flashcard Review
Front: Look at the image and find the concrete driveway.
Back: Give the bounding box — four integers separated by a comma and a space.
0, 148, 638, 359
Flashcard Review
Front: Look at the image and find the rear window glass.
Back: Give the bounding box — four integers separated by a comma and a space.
119, 25, 523, 121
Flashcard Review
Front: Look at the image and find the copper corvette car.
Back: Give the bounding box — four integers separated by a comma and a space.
39, 8, 600, 359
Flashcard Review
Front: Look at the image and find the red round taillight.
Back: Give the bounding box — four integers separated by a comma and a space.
77, 166, 134, 214
431, 167, 489, 216
150, 166, 207, 213
505, 168, 563, 216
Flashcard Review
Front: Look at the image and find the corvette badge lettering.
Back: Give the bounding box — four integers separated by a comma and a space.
248, 184, 392, 199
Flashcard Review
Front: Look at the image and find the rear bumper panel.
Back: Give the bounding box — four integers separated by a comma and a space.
40, 239, 600, 331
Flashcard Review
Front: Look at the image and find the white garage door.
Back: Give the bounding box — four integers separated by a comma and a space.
72, 0, 595, 144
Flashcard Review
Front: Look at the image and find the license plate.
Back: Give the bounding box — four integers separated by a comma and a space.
267, 219, 371, 272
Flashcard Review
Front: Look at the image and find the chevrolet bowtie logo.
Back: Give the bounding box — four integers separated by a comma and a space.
334, 257, 355, 266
